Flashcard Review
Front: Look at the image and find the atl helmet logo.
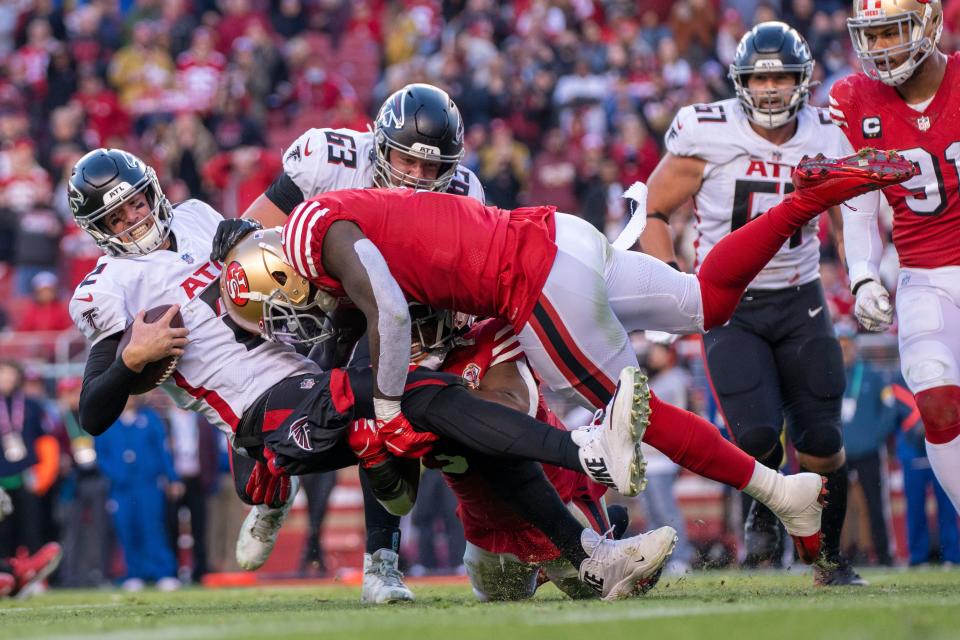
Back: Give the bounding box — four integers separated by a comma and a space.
225, 261, 250, 307
379, 92, 406, 130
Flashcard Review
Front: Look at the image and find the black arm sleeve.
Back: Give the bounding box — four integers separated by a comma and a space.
79, 332, 141, 436
264, 171, 306, 215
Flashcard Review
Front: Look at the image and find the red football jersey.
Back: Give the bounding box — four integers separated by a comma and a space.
829, 53, 960, 269
423, 318, 601, 563
282, 188, 558, 329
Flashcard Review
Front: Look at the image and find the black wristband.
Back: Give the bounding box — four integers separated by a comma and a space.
851, 279, 874, 296
647, 211, 670, 224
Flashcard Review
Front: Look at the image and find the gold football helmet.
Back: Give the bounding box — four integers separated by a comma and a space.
848, 0, 943, 86
219, 227, 337, 346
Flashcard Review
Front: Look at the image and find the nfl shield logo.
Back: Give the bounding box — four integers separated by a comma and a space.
917, 116, 931, 132
181, 253, 195, 264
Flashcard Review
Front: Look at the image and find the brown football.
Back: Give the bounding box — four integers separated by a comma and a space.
117, 305, 184, 395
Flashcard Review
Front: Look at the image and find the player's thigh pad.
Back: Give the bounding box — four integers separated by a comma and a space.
780, 335, 845, 457
463, 541, 539, 602
704, 325, 783, 457
897, 268, 960, 393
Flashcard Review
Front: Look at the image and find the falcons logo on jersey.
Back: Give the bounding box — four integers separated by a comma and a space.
288, 416, 313, 452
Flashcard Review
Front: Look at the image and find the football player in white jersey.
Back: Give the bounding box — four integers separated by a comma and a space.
640, 23, 867, 586
66, 148, 426, 598
209, 83, 485, 603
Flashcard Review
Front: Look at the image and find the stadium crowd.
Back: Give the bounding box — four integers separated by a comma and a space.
1, 0, 959, 592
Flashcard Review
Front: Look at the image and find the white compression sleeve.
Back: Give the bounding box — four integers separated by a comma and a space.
353, 239, 410, 399
841, 189, 884, 288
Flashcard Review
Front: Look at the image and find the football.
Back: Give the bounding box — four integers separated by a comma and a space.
117, 305, 184, 395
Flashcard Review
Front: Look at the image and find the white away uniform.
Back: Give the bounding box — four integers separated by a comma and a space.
280, 127, 485, 202
68, 200, 318, 439
665, 98, 849, 288
663, 98, 850, 458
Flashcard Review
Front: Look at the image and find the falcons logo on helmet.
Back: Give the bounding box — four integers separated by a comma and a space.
288, 417, 313, 452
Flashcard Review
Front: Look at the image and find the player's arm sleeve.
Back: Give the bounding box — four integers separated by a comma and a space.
78, 332, 141, 436
349, 239, 410, 399
264, 171, 306, 215
841, 189, 884, 288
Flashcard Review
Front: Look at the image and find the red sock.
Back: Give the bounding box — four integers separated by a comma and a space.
643, 391, 755, 490
698, 194, 822, 329
917, 385, 960, 444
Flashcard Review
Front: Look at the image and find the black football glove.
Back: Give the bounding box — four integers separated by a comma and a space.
210, 218, 262, 263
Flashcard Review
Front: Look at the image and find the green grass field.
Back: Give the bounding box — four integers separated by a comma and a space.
2, 569, 958, 640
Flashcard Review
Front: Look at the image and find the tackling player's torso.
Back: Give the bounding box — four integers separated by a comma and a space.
68, 200, 318, 436
666, 98, 847, 289
281, 127, 486, 202
829, 53, 960, 269
283, 189, 558, 329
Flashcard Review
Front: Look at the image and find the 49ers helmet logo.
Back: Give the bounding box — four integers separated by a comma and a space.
225, 261, 250, 307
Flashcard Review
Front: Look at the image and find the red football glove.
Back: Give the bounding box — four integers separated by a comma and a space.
244, 449, 291, 508
348, 419, 391, 469
378, 413, 438, 458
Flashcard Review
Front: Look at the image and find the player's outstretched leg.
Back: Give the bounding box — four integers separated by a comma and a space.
407, 367, 649, 497
640, 391, 826, 563
570, 366, 650, 497
698, 149, 916, 330
236, 476, 301, 571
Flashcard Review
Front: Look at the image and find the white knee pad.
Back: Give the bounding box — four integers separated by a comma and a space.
898, 284, 960, 393
463, 542, 539, 602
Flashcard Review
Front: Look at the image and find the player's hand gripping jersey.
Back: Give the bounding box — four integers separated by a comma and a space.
829, 53, 960, 269
423, 318, 606, 564
69, 201, 318, 436
280, 127, 485, 202
282, 188, 558, 329
665, 98, 850, 288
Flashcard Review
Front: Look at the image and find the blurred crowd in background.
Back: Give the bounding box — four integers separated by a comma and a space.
1, 0, 959, 589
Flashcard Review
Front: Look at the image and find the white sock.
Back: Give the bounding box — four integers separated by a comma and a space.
925, 434, 960, 513
742, 461, 781, 509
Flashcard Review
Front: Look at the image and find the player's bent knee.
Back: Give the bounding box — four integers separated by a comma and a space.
794, 425, 844, 459
902, 340, 960, 394
737, 427, 781, 460
800, 337, 845, 399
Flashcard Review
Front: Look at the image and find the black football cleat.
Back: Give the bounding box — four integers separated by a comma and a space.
814, 557, 869, 587
743, 499, 783, 568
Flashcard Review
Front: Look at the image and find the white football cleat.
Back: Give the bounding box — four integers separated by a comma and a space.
578, 526, 677, 601
361, 549, 415, 604
766, 472, 826, 564
236, 476, 300, 571
571, 367, 650, 497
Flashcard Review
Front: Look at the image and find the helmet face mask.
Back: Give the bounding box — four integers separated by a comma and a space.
409, 302, 472, 364
220, 228, 338, 348
68, 149, 173, 257
729, 22, 815, 130
373, 83, 465, 192
848, 0, 943, 86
